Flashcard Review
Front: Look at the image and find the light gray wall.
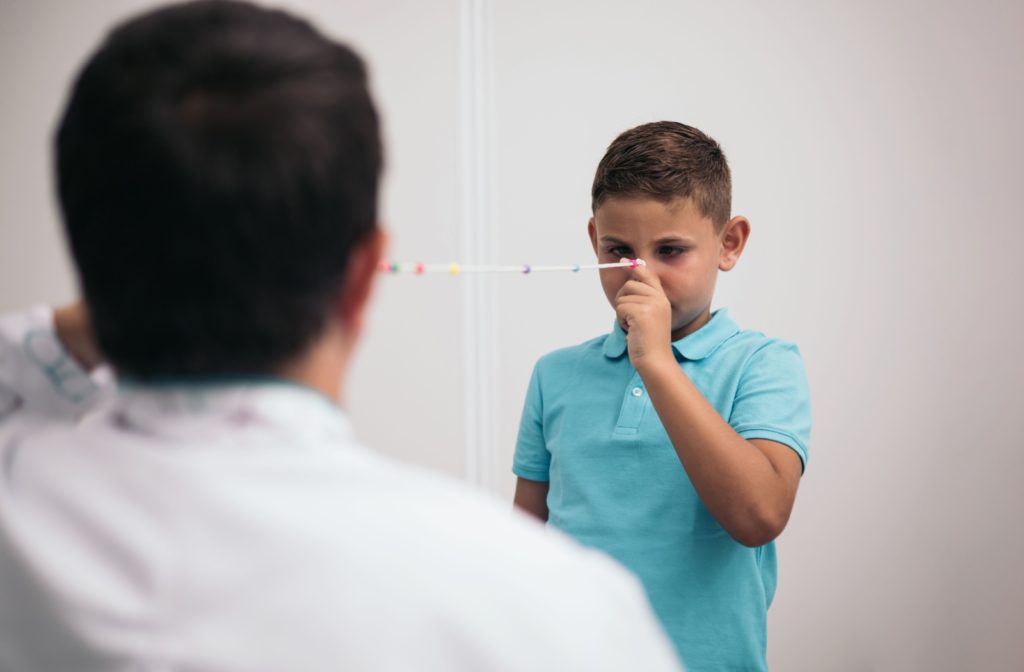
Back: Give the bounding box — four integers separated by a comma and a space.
2, 1, 1022, 669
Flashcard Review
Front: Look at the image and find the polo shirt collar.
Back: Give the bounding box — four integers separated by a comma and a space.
602, 321, 629, 358
602, 309, 740, 361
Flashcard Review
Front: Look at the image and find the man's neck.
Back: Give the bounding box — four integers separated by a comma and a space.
277, 323, 350, 404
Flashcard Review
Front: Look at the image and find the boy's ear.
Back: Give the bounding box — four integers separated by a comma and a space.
718, 216, 750, 272
337, 227, 388, 338
588, 218, 599, 256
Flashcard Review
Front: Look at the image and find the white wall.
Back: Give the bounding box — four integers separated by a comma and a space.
2, 1, 1022, 669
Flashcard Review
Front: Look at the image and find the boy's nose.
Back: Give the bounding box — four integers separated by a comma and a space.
618, 257, 647, 268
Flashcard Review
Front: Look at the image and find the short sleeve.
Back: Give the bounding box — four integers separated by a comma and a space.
512, 361, 551, 482
730, 340, 812, 471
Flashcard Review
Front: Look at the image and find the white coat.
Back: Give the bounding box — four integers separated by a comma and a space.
0, 307, 683, 672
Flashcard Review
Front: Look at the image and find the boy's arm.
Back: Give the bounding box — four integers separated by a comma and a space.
616, 265, 802, 547
513, 477, 549, 522
512, 360, 553, 522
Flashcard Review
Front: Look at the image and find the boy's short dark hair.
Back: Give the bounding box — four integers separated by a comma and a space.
56, 0, 382, 378
591, 121, 731, 228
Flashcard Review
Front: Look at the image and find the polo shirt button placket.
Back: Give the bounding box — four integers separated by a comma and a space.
613, 373, 649, 437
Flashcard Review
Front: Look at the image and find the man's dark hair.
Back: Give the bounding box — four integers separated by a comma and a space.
591, 121, 731, 229
56, 0, 382, 378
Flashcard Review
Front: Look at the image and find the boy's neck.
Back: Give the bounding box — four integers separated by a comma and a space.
671, 306, 713, 342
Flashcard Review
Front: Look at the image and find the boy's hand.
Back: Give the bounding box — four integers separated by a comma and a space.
614, 259, 674, 371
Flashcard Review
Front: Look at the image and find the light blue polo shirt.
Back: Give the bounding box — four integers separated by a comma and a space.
513, 309, 811, 672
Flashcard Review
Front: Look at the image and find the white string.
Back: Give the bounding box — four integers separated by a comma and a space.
379, 259, 646, 274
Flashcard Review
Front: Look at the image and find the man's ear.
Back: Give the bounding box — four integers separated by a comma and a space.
588, 217, 599, 256
719, 216, 750, 272
338, 228, 387, 337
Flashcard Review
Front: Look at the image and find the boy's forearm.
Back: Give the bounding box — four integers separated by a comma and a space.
637, 355, 797, 546
513, 477, 550, 522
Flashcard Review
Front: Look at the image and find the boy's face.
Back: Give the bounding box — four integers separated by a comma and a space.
588, 196, 748, 341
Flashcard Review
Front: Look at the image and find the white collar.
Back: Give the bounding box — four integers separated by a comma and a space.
107, 379, 355, 447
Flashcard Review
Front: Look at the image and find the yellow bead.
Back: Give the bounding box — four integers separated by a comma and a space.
448, 263, 460, 275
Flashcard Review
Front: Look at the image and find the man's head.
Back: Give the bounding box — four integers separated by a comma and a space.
588, 122, 749, 339
57, 0, 383, 379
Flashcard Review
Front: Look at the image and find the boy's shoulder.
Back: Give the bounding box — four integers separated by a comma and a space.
686, 309, 803, 367
718, 325, 803, 367
537, 332, 607, 364
707, 316, 808, 396
526, 332, 612, 399
532, 330, 613, 380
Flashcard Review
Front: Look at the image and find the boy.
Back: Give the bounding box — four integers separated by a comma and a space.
513, 121, 811, 671
0, 4, 683, 670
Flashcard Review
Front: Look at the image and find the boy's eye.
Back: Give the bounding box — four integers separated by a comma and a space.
608, 246, 634, 258
659, 246, 687, 258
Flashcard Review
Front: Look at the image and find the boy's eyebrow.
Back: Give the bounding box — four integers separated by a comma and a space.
599, 235, 696, 246
652, 235, 696, 246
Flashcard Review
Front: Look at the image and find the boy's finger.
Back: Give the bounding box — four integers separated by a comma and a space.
615, 279, 660, 302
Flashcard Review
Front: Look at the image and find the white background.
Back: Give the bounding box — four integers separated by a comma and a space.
1, 1, 1022, 669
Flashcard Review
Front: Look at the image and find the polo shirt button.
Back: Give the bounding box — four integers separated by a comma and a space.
631, 387, 643, 397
